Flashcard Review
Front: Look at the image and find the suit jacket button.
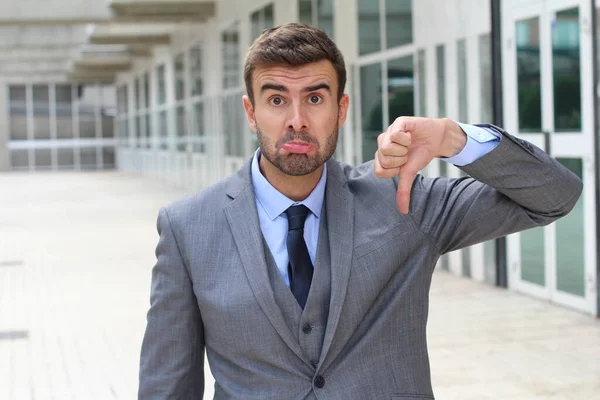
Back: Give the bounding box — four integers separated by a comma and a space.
314, 375, 325, 388
302, 324, 312, 334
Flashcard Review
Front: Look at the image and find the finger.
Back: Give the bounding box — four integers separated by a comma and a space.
396, 165, 418, 214
378, 141, 408, 158
389, 116, 417, 135
376, 150, 408, 170
388, 130, 412, 147
374, 152, 400, 178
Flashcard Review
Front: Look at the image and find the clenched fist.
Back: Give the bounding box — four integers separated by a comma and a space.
374, 117, 467, 214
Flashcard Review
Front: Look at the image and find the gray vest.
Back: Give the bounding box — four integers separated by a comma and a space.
262, 208, 332, 368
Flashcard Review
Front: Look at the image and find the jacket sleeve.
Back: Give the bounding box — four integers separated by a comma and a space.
138, 207, 205, 399
408, 129, 583, 254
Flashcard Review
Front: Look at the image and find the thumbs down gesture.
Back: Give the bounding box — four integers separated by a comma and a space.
374, 117, 467, 214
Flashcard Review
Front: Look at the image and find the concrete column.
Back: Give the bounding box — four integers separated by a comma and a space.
334, 0, 359, 165
0, 83, 9, 171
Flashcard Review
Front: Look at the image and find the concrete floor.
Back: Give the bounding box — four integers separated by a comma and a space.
0, 171, 598, 400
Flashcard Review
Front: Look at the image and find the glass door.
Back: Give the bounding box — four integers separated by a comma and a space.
503, 0, 596, 315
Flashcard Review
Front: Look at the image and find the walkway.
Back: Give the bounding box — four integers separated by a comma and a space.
0, 172, 598, 399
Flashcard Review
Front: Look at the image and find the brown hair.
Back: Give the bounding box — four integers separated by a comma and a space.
243, 23, 346, 104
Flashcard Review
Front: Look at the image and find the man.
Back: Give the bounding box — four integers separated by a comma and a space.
139, 24, 582, 399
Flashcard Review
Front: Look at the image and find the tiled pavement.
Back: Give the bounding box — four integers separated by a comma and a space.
0, 172, 598, 400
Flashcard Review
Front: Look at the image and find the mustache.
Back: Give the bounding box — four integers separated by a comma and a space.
275, 130, 319, 148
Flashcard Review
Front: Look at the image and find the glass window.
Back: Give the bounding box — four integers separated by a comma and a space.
192, 101, 205, 153
176, 106, 187, 152
78, 85, 98, 139
117, 85, 129, 115
521, 227, 545, 286
222, 25, 240, 89
251, 3, 275, 41
251, 10, 261, 41
265, 4, 274, 31
10, 150, 29, 169
358, 0, 381, 55
145, 114, 152, 149
98, 85, 116, 139
102, 112, 114, 139
34, 148, 52, 169
385, 0, 412, 49
436, 45, 446, 117
144, 72, 150, 109
360, 63, 383, 161
157, 64, 167, 105
118, 120, 129, 147
174, 54, 185, 101
222, 94, 245, 157
189, 45, 203, 97
553, 7, 581, 132
135, 77, 141, 110
9, 85, 28, 141
387, 55, 414, 123
33, 85, 51, 140
56, 84, 73, 139
9, 85, 26, 103
457, 39, 468, 122
483, 239, 496, 285
298, 0, 334, 38
462, 248, 471, 277
136, 115, 143, 147
317, 0, 334, 39
479, 33, 493, 123
417, 49, 426, 116
439, 159, 447, 177
158, 110, 168, 150
555, 157, 584, 296
359, 0, 412, 55
103, 147, 116, 169
57, 148, 75, 169
80, 147, 98, 170
517, 17, 542, 132
299, 0, 313, 25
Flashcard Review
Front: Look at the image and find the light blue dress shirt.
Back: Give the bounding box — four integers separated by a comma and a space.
251, 123, 500, 287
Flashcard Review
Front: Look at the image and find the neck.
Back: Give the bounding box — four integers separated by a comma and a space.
259, 156, 323, 202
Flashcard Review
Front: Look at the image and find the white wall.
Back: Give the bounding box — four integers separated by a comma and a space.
413, 0, 491, 46
0, 0, 110, 22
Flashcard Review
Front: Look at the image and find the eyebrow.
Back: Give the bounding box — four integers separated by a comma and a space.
304, 83, 331, 93
259, 83, 332, 94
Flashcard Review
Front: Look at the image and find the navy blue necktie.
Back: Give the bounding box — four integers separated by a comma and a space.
285, 205, 313, 309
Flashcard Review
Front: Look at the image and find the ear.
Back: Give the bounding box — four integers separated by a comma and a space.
242, 95, 257, 132
337, 94, 350, 129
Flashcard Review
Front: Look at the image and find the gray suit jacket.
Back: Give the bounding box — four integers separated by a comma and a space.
139, 129, 582, 399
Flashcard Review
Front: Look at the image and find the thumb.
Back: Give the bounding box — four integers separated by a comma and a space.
396, 165, 417, 214
396, 145, 431, 214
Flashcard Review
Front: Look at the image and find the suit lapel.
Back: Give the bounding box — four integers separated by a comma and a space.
319, 159, 355, 365
223, 162, 308, 364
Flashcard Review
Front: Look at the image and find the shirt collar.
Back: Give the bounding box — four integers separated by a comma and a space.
251, 149, 327, 221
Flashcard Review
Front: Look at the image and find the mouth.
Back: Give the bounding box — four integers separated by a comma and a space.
281, 141, 315, 154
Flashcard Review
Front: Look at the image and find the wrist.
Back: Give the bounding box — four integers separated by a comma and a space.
440, 118, 467, 158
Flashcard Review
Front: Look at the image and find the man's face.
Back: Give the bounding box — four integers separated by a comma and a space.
243, 60, 349, 176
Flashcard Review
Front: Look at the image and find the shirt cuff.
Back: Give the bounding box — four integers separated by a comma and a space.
441, 122, 501, 166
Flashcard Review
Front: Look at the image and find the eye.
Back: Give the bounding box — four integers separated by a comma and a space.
269, 96, 284, 106
308, 95, 323, 104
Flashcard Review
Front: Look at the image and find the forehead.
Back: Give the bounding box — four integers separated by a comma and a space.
253, 60, 337, 91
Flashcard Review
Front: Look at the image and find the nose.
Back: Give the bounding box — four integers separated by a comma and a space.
287, 102, 308, 133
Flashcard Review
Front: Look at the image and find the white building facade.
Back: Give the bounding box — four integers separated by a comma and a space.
0, 0, 598, 317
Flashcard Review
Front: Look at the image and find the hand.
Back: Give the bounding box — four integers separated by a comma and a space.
374, 117, 467, 214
